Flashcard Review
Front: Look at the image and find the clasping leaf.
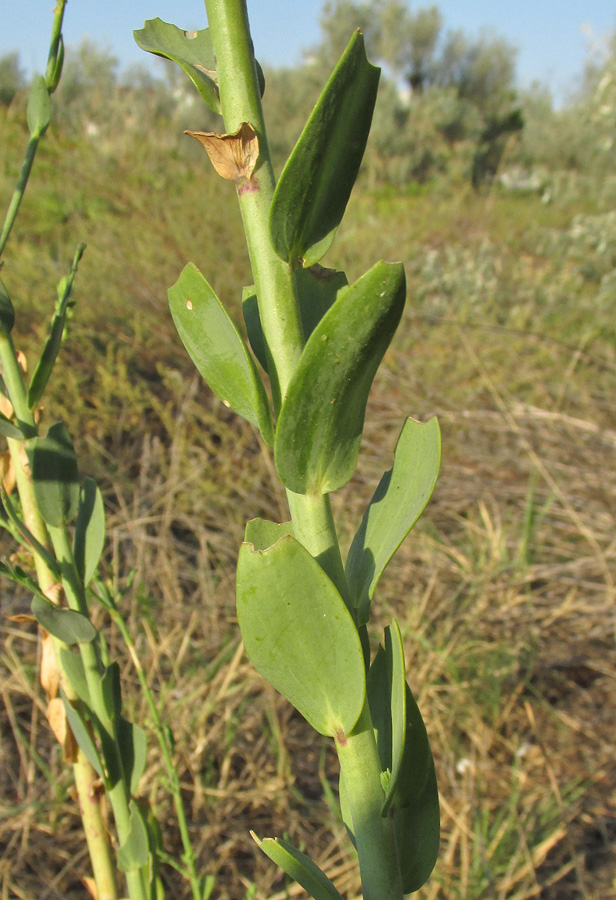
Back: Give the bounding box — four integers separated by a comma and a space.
236, 535, 365, 737
169, 263, 274, 445
275, 261, 405, 494
346, 417, 441, 624
134, 19, 221, 115
270, 30, 380, 266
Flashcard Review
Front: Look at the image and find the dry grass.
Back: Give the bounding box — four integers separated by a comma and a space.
0, 121, 615, 899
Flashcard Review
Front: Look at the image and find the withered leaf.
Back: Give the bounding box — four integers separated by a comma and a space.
0, 451, 15, 496
41, 631, 60, 699
47, 697, 78, 762
186, 122, 259, 184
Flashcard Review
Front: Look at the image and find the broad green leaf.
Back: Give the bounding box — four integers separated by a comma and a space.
31, 596, 97, 644
346, 417, 441, 624
366, 623, 406, 816
270, 31, 380, 266
60, 689, 104, 778
117, 800, 150, 872
59, 649, 90, 705
244, 518, 294, 550
242, 266, 348, 373
73, 478, 105, 586
275, 261, 405, 494
394, 758, 440, 893
27, 76, 50, 137
134, 19, 221, 114
169, 263, 274, 446
28, 422, 80, 527
0, 411, 23, 440
236, 535, 365, 737
254, 833, 345, 900
118, 717, 148, 796
0, 278, 15, 335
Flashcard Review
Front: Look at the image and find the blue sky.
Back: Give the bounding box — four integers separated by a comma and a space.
2, 1, 615, 105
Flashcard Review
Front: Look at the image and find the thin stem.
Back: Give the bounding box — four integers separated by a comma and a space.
110, 602, 203, 900
0, 0, 66, 259
49, 525, 149, 900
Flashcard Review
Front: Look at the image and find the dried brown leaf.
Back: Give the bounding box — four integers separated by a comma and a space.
0, 451, 15, 496
16, 350, 27, 374
47, 697, 78, 762
6, 613, 36, 623
44, 582, 64, 606
186, 122, 259, 185
0, 392, 13, 419
41, 631, 60, 699
82, 877, 98, 900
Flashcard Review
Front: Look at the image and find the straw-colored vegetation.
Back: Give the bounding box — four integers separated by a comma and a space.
1, 5, 615, 898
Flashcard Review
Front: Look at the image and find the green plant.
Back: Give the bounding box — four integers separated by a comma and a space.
0, 7, 208, 900
134, 3, 442, 899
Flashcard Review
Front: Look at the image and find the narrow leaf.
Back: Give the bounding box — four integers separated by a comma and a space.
117, 800, 150, 872
275, 261, 405, 494
379, 622, 407, 817
73, 477, 105, 586
270, 31, 380, 265
0, 411, 23, 440
0, 560, 46, 599
254, 833, 345, 900
169, 263, 274, 445
0, 278, 15, 335
134, 19, 221, 114
28, 422, 80, 527
236, 535, 365, 737
27, 76, 50, 137
242, 265, 348, 373
27, 243, 84, 410
346, 417, 441, 624
60, 689, 104, 778
118, 717, 148, 796
31, 596, 96, 644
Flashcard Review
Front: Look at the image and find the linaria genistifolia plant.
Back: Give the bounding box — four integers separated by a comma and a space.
135, 2, 442, 899
0, 7, 210, 900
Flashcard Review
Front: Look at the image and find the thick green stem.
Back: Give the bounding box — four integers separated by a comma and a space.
204, 4, 404, 899
204, 0, 304, 410
337, 705, 403, 900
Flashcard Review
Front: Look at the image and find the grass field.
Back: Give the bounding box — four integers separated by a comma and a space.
1, 112, 615, 899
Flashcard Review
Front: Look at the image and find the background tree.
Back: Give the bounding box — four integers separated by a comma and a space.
0, 52, 26, 107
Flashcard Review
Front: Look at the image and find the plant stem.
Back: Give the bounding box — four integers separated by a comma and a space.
49, 524, 149, 900
337, 705, 403, 900
0, 345, 120, 900
0, 0, 67, 260
204, 4, 404, 899
204, 0, 303, 412
110, 602, 203, 900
